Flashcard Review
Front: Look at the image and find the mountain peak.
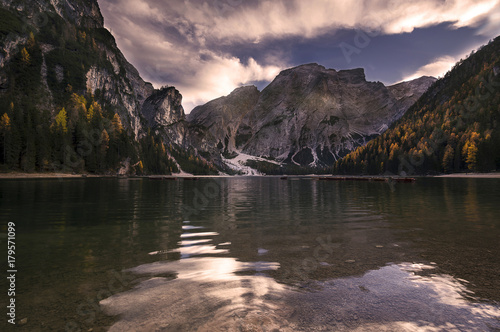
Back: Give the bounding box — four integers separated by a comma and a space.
230, 85, 260, 95
142, 87, 185, 128
338, 68, 366, 83
278, 64, 367, 84
278, 63, 326, 76
295, 63, 326, 70
187, 62, 435, 169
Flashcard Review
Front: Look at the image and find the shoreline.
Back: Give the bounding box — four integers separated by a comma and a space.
1, 172, 500, 179
433, 173, 500, 178
0, 172, 99, 179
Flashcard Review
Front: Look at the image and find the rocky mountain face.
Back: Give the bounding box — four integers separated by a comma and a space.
142, 87, 185, 128
0, 0, 154, 137
388, 76, 437, 119
187, 86, 261, 156
188, 64, 436, 169
0, 0, 215, 175
1, 0, 104, 29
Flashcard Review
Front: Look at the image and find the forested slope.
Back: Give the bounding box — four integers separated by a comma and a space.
334, 36, 500, 175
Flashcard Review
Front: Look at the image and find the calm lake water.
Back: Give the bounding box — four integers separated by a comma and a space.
1, 177, 500, 331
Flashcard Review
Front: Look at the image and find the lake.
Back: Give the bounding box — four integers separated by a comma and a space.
1, 177, 499, 331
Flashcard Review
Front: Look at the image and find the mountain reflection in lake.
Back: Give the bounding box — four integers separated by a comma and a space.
1, 177, 499, 331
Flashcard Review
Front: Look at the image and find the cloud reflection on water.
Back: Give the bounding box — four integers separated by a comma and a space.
101, 236, 500, 331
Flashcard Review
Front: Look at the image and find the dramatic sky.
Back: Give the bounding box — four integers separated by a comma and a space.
99, 0, 500, 112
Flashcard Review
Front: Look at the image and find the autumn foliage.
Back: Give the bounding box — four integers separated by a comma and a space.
334, 36, 500, 175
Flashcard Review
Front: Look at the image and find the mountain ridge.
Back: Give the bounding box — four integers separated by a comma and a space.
187, 63, 436, 173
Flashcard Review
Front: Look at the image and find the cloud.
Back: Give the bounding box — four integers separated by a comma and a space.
99, 0, 499, 112
478, 1, 500, 37
167, 56, 281, 113
399, 26, 499, 83
376, 0, 499, 34
100, 0, 285, 112
401, 56, 457, 82
177, 0, 499, 41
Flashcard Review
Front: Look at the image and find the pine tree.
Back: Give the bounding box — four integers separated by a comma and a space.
99, 129, 110, 171
442, 144, 454, 173
466, 143, 478, 171
87, 104, 94, 121
137, 160, 144, 175
101, 130, 110, 151
35, 110, 52, 171
21, 112, 36, 172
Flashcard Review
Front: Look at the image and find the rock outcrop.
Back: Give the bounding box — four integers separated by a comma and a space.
142, 87, 185, 128
388, 76, 437, 121
187, 86, 260, 155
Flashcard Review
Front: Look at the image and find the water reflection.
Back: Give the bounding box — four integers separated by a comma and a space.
100, 178, 500, 330
1, 177, 499, 331
101, 223, 288, 331
102, 257, 500, 331
285, 262, 500, 331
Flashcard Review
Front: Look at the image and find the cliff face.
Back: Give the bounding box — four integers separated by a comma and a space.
187, 86, 261, 155
142, 87, 185, 128
0, 0, 219, 174
0, 0, 104, 28
388, 76, 437, 120
0, 0, 154, 137
84, 45, 155, 137
188, 64, 436, 169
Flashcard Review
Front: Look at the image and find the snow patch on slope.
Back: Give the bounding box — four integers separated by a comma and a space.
222, 153, 280, 175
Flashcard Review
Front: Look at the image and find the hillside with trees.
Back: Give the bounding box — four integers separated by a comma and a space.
334, 36, 500, 175
0, 1, 217, 175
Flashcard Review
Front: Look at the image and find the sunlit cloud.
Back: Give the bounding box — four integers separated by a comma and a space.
399, 32, 498, 83
100, 0, 285, 112
165, 56, 281, 113
401, 56, 457, 82
478, 1, 500, 36
177, 0, 498, 41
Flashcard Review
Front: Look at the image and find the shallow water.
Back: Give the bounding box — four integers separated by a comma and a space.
1, 177, 499, 331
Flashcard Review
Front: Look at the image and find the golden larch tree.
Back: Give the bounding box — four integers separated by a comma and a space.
111, 113, 124, 137
21, 47, 30, 64
53, 108, 68, 133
